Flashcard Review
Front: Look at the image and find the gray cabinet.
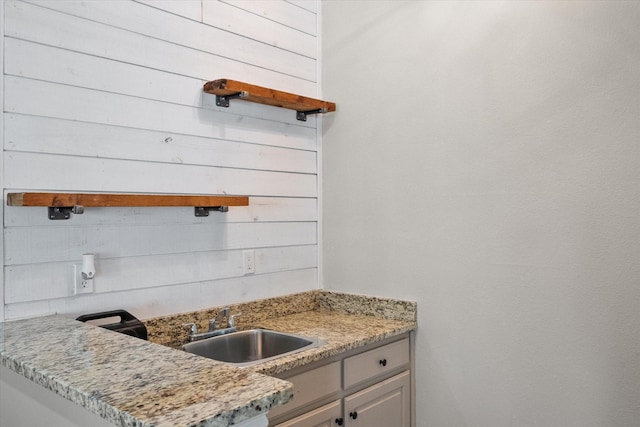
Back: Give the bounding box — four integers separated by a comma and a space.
274, 400, 342, 427
343, 371, 410, 427
270, 335, 411, 427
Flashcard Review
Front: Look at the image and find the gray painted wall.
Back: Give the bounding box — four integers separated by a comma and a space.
322, 2, 640, 426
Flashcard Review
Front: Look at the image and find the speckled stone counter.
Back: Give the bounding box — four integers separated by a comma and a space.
248, 309, 415, 376
0, 291, 416, 427
0, 316, 292, 427
145, 290, 417, 376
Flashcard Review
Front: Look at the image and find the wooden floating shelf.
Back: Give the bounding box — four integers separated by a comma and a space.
7, 193, 249, 208
7, 192, 249, 220
203, 78, 336, 121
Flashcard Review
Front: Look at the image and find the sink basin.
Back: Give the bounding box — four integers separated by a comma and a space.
182, 329, 322, 367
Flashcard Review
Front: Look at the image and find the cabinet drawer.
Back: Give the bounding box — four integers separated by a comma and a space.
268, 361, 341, 420
343, 338, 409, 389
271, 400, 341, 427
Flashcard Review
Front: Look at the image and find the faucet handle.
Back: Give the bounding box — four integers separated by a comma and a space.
228, 312, 242, 328
182, 323, 197, 335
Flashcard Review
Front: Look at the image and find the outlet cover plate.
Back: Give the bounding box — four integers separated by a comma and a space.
73, 264, 94, 294
243, 250, 255, 275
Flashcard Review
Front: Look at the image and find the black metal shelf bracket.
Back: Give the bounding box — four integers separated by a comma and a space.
194, 206, 229, 217
216, 91, 249, 108
48, 205, 84, 220
47, 205, 229, 219
296, 108, 328, 122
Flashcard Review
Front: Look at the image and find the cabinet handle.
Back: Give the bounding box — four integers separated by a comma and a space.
335, 418, 344, 426
379, 358, 387, 367
350, 411, 358, 420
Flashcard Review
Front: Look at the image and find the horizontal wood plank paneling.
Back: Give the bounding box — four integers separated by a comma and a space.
200, 91, 320, 126
4, 38, 202, 107
2, 0, 321, 320
4, 152, 317, 196
4, 114, 317, 173
21, 0, 316, 81
221, 0, 317, 36
5, 0, 316, 95
5, 222, 317, 265
287, 1, 317, 14
202, 1, 316, 60
133, 0, 202, 22
5, 77, 317, 150
5, 245, 318, 303
6, 37, 313, 125
4, 268, 319, 320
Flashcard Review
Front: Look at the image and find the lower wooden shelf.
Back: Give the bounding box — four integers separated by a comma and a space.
7, 192, 249, 220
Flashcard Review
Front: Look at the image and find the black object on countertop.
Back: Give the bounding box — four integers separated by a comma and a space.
76, 309, 148, 340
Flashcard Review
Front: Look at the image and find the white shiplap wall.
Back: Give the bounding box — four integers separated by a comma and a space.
1, 0, 321, 321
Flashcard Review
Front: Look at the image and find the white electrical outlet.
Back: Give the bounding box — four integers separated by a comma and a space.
73, 264, 94, 294
243, 250, 255, 275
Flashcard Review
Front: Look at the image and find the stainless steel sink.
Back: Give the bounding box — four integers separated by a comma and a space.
182, 329, 322, 367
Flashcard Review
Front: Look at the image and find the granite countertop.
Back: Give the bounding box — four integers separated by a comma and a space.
0, 291, 417, 427
248, 309, 416, 376
0, 315, 291, 427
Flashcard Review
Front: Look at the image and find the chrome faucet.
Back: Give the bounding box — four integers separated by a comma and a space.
182, 307, 240, 342
211, 307, 231, 330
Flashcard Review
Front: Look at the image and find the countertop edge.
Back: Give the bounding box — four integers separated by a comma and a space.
0, 316, 293, 427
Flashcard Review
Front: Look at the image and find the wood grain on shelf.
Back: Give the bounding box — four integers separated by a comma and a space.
203, 79, 336, 113
7, 193, 249, 207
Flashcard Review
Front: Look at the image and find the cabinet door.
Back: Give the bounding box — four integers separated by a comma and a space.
272, 400, 342, 427
343, 371, 410, 427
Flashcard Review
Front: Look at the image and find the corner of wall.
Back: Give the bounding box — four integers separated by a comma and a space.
1, 0, 6, 322
316, 0, 324, 291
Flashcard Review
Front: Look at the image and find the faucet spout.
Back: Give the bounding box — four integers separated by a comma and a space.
211, 307, 231, 331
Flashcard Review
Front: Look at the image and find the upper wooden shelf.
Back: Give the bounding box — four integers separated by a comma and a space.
203, 79, 336, 121
7, 192, 249, 220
